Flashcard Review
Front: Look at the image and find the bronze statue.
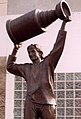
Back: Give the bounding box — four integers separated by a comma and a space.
6, 0, 72, 118
7, 17, 71, 119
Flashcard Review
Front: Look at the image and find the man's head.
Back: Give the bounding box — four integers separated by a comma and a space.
27, 44, 44, 62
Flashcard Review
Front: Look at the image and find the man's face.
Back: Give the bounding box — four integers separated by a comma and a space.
27, 46, 40, 62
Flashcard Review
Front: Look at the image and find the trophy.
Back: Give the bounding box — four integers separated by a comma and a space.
6, 0, 71, 44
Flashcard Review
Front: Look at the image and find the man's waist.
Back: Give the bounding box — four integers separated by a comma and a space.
28, 88, 56, 105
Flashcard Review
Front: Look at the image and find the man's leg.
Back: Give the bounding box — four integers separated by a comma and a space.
24, 98, 36, 119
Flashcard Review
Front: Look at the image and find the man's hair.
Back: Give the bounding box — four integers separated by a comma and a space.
27, 44, 44, 60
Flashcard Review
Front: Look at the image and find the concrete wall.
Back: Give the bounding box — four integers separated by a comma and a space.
0, 57, 6, 119
0, 1, 7, 119
7, 0, 81, 15
0, 0, 7, 16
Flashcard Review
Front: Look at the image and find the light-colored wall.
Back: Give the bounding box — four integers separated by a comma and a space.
7, 0, 81, 15
66, 0, 81, 12
0, 13, 81, 72
0, 1, 7, 119
0, 0, 7, 16
7, 0, 61, 14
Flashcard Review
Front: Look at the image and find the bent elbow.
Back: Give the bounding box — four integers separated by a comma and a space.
7, 63, 14, 73
7, 64, 11, 73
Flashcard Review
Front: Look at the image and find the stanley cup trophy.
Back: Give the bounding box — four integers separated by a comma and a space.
6, 0, 71, 44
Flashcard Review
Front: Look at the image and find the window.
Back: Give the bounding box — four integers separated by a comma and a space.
14, 73, 81, 119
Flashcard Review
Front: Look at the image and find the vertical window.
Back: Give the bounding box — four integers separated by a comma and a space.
14, 73, 81, 119
14, 76, 27, 119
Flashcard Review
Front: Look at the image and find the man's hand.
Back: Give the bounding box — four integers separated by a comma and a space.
64, 16, 72, 23
60, 16, 72, 31
11, 43, 22, 56
14, 43, 22, 50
